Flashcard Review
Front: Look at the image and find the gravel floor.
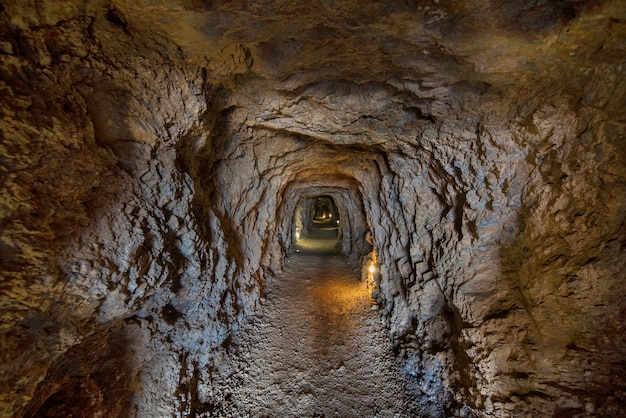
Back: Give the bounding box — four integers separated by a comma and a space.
220, 253, 414, 417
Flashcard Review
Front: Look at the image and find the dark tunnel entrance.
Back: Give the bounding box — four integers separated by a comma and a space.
293, 195, 341, 254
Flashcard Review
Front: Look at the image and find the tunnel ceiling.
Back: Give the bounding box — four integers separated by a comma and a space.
1, 0, 626, 417
116, 0, 625, 148
10, 0, 623, 125
116, 0, 621, 89
4, 0, 623, 158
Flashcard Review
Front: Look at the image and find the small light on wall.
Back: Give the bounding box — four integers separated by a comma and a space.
368, 264, 376, 274
295, 231, 300, 239
336, 220, 340, 225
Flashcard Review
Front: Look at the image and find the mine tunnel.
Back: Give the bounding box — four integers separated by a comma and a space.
293, 193, 353, 255
1, 1, 626, 417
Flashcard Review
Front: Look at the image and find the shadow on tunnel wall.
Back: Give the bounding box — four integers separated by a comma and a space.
495, 205, 626, 415
22, 70, 157, 418
20, 321, 145, 418
0, 20, 148, 416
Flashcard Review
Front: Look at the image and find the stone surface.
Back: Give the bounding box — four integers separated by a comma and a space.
218, 253, 413, 417
1, 0, 625, 417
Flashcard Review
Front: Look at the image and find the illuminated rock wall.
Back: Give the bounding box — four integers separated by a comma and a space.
1, 1, 625, 416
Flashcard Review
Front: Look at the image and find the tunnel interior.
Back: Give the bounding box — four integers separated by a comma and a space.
293, 194, 342, 255
1, 1, 626, 417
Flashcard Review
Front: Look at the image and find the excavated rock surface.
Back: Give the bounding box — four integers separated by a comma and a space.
1, 0, 625, 417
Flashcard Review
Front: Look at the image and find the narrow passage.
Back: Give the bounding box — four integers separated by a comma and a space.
224, 254, 411, 417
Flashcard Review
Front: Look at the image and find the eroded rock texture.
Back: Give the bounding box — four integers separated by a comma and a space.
1, 0, 625, 417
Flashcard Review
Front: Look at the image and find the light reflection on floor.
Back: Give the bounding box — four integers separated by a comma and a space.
294, 229, 340, 254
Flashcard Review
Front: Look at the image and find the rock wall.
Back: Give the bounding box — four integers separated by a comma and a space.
1, 0, 625, 417
368, 92, 626, 416
0, 3, 257, 416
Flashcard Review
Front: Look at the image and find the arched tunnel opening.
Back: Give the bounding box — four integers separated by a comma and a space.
294, 195, 342, 253
2, 2, 626, 417
293, 194, 343, 254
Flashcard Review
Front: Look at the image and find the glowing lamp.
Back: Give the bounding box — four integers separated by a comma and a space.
368, 264, 376, 274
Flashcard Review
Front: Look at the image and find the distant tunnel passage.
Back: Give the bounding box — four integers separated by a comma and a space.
293, 194, 342, 254
278, 173, 374, 268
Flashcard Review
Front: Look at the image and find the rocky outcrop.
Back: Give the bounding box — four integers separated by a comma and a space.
1, 0, 625, 417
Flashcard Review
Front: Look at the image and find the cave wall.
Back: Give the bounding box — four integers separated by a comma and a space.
0, 4, 254, 416
368, 92, 626, 416
1, 1, 625, 417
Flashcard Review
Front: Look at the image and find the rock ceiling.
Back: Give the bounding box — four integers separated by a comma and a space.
119, 0, 623, 86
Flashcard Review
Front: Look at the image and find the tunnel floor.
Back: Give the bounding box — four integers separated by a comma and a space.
222, 254, 411, 417
294, 229, 341, 254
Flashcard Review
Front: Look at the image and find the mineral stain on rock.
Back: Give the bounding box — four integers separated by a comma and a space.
1, 0, 625, 417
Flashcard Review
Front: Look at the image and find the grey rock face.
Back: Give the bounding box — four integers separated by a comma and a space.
1, 0, 625, 417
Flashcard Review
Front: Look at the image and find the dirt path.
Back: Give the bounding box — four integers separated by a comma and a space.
223, 254, 412, 417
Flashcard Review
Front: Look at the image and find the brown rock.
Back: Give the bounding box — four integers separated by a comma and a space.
1, 0, 624, 416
